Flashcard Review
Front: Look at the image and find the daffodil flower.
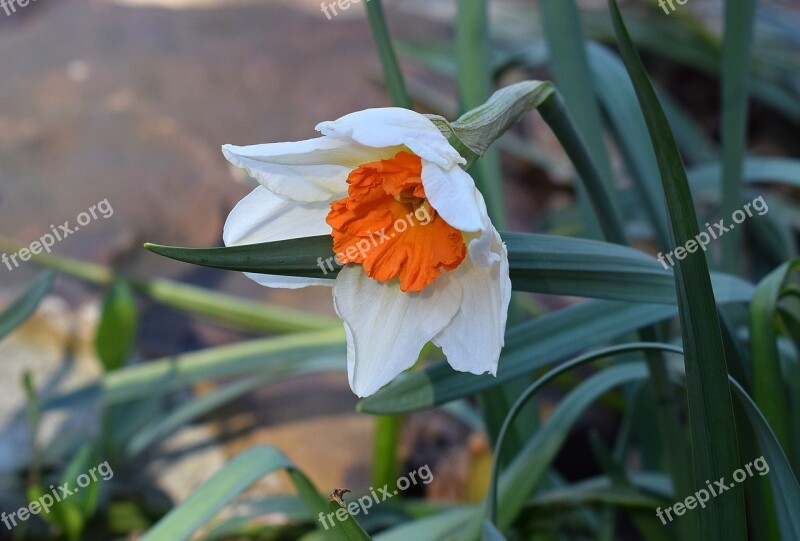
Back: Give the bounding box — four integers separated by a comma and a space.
222, 108, 511, 397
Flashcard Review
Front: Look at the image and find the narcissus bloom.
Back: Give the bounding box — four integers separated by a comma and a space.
222, 108, 511, 397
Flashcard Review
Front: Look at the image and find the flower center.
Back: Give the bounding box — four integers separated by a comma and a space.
326, 151, 467, 292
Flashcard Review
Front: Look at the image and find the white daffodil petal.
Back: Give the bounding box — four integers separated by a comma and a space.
316, 108, 465, 170
433, 226, 510, 375
224, 186, 332, 245
333, 266, 463, 397
421, 163, 485, 233
463, 190, 502, 267
224, 186, 334, 289
243, 272, 332, 289
222, 137, 383, 202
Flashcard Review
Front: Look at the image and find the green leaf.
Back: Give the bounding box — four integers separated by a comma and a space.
373, 508, 475, 541
587, 43, 670, 248
719, 0, 757, 272
95, 279, 138, 372
688, 158, 800, 192
0, 270, 54, 341
540, 0, 618, 238
609, 1, 747, 539
364, 0, 411, 109
750, 260, 800, 452
140, 446, 350, 541
731, 379, 800, 540
124, 375, 273, 458
481, 520, 507, 541
491, 349, 677, 530
44, 328, 345, 410
529, 474, 669, 510
327, 500, 374, 540
145, 232, 748, 305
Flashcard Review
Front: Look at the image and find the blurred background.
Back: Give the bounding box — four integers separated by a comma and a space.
1, 0, 798, 539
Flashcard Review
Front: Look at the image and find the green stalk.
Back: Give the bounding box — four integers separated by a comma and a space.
364, 0, 411, 109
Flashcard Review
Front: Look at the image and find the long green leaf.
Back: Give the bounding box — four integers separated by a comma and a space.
609, 2, 746, 539
140, 446, 350, 541
364, 0, 411, 109
146, 233, 746, 305
731, 379, 800, 540
0, 270, 54, 341
44, 328, 345, 410
688, 158, 800, 192
720, 0, 757, 272
489, 347, 681, 529
587, 43, 670, 248
456, 0, 505, 227
539, 0, 618, 238
750, 261, 800, 452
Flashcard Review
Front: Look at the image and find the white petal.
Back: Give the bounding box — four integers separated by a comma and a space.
242, 271, 332, 290
463, 190, 502, 267
316, 108, 465, 170
421, 163, 485, 233
222, 137, 383, 202
433, 226, 510, 375
224, 186, 334, 289
332, 266, 463, 397
224, 186, 332, 245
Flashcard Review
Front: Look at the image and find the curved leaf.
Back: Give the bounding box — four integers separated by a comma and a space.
0, 270, 54, 341
140, 446, 351, 541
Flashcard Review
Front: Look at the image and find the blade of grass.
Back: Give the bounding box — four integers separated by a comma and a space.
719, 0, 757, 272
457, 0, 506, 228
365, 0, 411, 109
609, 2, 747, 539
43, 328, 345, 410
139, 446, 353, 541
587, 43, 670, 249
486, 343, 682, 527
539, 0, 618, 239
750, 261, 800, 452
0, 270, 54, 341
